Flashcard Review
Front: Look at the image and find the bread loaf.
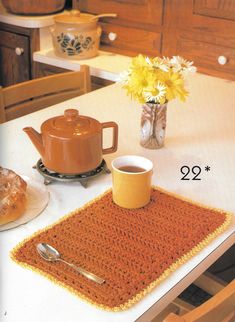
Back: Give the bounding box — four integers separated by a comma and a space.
0, 167, 27, 225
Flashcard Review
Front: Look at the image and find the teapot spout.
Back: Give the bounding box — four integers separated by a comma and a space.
23, 127, 45, 158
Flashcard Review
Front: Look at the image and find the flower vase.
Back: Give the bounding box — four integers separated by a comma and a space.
140, 102, 167, 149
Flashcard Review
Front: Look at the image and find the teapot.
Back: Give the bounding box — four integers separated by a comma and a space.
23, 109, 118, 174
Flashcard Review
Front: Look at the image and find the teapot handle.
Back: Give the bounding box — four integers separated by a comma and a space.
101, 122, 118, 154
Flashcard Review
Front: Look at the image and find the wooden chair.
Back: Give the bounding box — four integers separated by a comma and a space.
0, 65, 91, 123
163, 278, 235, 322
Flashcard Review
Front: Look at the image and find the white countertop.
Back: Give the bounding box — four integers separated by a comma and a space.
0, 73, 235, 322
34, 49, 131, 81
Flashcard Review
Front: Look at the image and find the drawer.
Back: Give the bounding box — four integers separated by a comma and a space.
194, 0, 235, 21
176, 37, 235, 81
78, 0, 163, 29
100, 23, 161, 57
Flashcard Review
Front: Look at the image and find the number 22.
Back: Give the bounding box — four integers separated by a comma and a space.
181, 166, 201, 180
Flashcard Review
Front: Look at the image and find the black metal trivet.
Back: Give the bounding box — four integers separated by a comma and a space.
33, 159, 111, 188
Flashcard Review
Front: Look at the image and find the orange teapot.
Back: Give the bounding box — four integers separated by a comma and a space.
23, 109, 118, 174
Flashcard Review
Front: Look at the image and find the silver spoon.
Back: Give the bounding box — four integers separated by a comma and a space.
36, 243, 105, 285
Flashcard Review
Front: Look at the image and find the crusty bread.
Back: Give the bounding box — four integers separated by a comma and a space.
0, 167, 27, 225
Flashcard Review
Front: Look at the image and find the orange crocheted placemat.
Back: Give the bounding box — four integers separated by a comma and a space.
11, 187, 231, 311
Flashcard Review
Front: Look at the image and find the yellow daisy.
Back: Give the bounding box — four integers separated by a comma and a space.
161, 71, 188, 102
124, 68, 157, 103
130, 54, 150, 70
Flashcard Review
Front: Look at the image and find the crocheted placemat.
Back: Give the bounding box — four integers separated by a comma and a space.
11, 187, 231, 311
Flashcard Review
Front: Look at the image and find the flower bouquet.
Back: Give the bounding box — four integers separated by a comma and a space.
120, 54, 196, 148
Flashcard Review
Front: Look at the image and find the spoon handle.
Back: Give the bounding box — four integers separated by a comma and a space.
59, 258, 105, 285
91, 13, 117, 21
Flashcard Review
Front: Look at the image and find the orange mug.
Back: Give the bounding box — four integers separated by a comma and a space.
111, 155, 153, 209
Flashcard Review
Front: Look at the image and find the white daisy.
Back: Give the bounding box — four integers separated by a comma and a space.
152, 57, 169, 72
144, 82, 166, 104
145, 56, 153, 66
162, 56, 172, 66
117, 70, 130, 83
170, 56, 197, 74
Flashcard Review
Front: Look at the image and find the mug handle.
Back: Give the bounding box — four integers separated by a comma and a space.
101, 122, 118, 154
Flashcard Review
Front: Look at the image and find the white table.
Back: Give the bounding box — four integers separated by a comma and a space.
0, 73, 235, 322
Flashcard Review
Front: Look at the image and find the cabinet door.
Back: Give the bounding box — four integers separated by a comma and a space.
163, 0, 235, 81
0, 30, 30, 86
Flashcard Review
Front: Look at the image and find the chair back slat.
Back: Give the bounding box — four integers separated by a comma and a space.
5, 89, 84, 121
4, 70, 87, 107
0, 65, 91, 123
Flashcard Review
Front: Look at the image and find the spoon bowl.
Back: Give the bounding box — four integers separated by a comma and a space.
37, 243, 60, 262
36, 243, 105, 284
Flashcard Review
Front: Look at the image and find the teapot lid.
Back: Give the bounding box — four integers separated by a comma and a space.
54, 10, 95, 24
41, 109, 101, 138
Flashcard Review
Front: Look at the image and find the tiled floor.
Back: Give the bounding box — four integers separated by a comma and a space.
208, 244, 235, 283
178, 283, 212, 307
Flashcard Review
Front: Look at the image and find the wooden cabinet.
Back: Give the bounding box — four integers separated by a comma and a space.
74, 0, 235, 81
162, 0, 235, 81
2, 0, 235, 86
34, 62, 113, 91
77, 0, 163, 57
0, 23, 39, 87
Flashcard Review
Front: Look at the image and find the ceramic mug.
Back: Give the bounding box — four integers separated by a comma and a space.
111, 155, 153, 209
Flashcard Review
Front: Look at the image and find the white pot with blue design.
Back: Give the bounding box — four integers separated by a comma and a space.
50, 10, 116, 60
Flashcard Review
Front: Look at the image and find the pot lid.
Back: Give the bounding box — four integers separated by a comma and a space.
54, 10, 117, 24
42, 109, 101, 138
54, 10, 95, 24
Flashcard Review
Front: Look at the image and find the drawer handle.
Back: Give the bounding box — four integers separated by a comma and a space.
108, 32, 117, 42
218, 55, 227, 65
15, 47, 24, 56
